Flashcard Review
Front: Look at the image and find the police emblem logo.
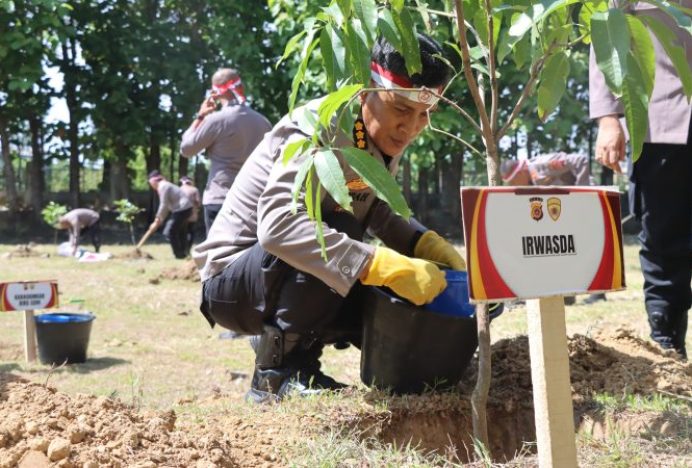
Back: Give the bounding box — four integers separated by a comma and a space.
547, 197, 561, 221
529, 196, 544, 221
418, 89, 432, 103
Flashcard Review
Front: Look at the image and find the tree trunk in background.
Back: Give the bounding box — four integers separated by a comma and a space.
0, 120, 20, 212
179, 154, 189, 180
402, 156, 412, 205
110, 142, 131, 202
433, 156, 441, 197
440, 153, 463, 239
147, 132, 161, 175
417, 167, 429, 224
28, 115, 44, 213
100, 159, 111, 196
169, 128, 177, 181
62, 39, 81, 209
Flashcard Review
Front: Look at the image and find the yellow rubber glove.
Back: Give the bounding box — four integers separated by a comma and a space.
414, 230, 466, 271
360, 247, 446, 306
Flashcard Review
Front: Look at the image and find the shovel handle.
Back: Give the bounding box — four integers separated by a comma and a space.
136, 225, 157, 249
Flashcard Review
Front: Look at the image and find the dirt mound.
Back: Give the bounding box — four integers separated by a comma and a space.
353, 327, 691, 462
158, 260, 199, 282
0, 380, 238, 468
1, 244, 48, 259
114, 249, 154, 260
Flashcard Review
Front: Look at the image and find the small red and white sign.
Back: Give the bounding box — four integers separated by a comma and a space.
460, 186, 625, 302
0, 281, 59, 311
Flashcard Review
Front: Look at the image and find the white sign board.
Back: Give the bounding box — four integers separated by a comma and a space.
0, 281, 59, 311
461, 186, 625, 302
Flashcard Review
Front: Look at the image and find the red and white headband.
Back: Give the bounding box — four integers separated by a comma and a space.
212, 76, 246, 104
370, 62, 442, 105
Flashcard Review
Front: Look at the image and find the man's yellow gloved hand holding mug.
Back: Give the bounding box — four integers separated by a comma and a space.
413, 230, 466, 271
360, 247, 446, 306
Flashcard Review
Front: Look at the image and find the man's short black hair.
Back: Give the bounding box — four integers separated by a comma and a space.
148, 170, 162, 180
371, 34, 450, 88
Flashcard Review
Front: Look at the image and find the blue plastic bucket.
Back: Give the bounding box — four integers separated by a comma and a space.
425, 270, 475, 317
35, 312, 95, 365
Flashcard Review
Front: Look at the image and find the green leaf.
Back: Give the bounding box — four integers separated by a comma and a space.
591, 9, 630, 95
512, 34, 531, 69
577, 0, 608, 44
282, 137, 309, 165
336, 0, 352, 18
391, 5, 422, 76
322, 3, 345, 26
414, 0, 432, 32
320, 27, 337, 90
641, 0, 692, 36
345, 20, 371, 84
353, 0, 378, 44
341, 147, 411, 219
278, 30, 306, 67
317, 84, 363, 129
537, 51, 570, 121
291, 155, 315, 214
314, 149, 353, 213
626, 15, 655, 100
289, 33, 319, 112
641, 15, 692, 100
313, 183, 327, 261
305, 167, 315, 219
621, 53, 650, 162
378, 10, 403, 52
292, 105, 320, 142
391, 0, 405, 13
473, 8, 501, 52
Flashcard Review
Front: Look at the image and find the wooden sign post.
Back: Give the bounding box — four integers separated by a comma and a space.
461, 186, 625, 467
0, 281, 59, 363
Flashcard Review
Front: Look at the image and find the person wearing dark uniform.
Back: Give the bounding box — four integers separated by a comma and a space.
501, 152, 606, 305
193, 35, 466, 402
148, 171, 193, 259
57, 208, 101, 256
180, 175, 201, 253
180, 68, 272, 234
590, 1, 691, 358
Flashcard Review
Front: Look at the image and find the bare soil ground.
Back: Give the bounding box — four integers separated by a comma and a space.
0, 242, 690, 467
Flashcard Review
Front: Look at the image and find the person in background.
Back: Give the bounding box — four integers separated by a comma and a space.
148, 170, 193, 259
501, 152, 606, 305
57, 208, 101, 257
180, 68, 272, 234
180, 175, 201, 254
194, 34, 465, 403
589, 1, 691, 359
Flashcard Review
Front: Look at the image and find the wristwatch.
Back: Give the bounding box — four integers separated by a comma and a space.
193, 113, 205, 121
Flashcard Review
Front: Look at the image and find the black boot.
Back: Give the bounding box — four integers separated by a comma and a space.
245, 326, 347, 404
670, 310, 688, 360
648, 310, 677, 354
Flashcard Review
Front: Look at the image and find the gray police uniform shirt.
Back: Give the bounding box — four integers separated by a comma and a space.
194, 98, 423, 297
155, 180, 193, 220
528, 152, 590, 186
589, 1, 692, 144
60, 208, 99, 245
180, 184, 201, 223
180, 103, 272, 206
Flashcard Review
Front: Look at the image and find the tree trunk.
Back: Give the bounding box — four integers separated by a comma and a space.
440, 153, 463, 237
62, 39, 81, 209
169, 127, 177, 181
417, 167, 429, 224
147, 133, 161, 176
433, 156, 441, 197
28, 115, 44, 213
402, 155, 412, 205
0, 119, 20, 212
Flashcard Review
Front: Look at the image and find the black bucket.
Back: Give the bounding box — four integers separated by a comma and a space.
360, 287, 480, 394
35, 312, 95, 365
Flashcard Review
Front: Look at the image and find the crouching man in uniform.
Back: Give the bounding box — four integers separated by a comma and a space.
193, 35, 466, 403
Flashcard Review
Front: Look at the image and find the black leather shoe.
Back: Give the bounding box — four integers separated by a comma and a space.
583, 293, 607, 305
